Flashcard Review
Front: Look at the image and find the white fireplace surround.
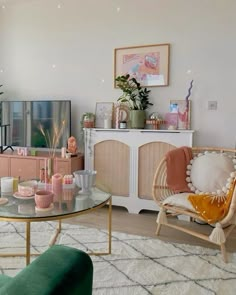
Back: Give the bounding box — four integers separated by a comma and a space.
84, 128, 194, 214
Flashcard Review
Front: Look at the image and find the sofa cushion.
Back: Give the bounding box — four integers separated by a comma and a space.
162, 192, 197, 212
0, 245, 93, 295
0, 274, 12, 286
188, 179, 236, 223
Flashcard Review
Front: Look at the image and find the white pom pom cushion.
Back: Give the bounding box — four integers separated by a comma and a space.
162, 152, 236, 212
186, 152, 236, 195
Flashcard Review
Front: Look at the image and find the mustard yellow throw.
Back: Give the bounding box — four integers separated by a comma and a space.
188, 180, 236, 224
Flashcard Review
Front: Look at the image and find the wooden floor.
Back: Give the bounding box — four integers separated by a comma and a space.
67, 205, 236, 253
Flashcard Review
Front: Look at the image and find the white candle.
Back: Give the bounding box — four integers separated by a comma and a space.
61, 147, 66, 158
104, 119, 112, 129
1, 177, 14, 193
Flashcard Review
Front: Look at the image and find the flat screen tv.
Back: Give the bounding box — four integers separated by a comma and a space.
1, 100, 71, 149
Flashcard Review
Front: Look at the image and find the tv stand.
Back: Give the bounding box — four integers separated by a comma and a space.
0, 151, 84, 180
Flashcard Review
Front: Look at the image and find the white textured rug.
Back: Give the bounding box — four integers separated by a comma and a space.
0, 221, 236, 295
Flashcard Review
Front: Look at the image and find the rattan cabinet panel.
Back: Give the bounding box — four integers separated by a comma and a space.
138, 142, 176, 200
94, 140, 129, 196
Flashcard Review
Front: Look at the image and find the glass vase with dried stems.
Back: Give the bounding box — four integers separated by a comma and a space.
38, 120, 66, 182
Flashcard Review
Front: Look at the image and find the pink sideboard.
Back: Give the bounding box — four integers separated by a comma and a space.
0, 151, 84, 180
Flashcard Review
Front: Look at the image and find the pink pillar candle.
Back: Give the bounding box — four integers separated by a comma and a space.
52, 173, 63, 196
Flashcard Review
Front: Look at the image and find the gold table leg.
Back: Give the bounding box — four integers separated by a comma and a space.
26, 222, 30, 265
0, 196, 112, 263
89, 197, 112, 256
108, 197, 112, 254
0, 221, 61, 266
49, 220, 62, 246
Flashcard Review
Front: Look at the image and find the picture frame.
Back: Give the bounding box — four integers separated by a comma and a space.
164, 113, 178, 130
95, 102, 114, 128
114, 43, 170, 87
170, 100, 191, 130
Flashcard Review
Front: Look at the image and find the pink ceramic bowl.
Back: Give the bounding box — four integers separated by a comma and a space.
35, 190, 54, 208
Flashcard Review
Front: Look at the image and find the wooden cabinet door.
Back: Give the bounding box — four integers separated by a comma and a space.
71, 155, 84, 172
39, 158, 69, 175
10, 158, 38, 180
0, 157, 10, 177
55, 159, 70, 175
39, 156, 84, 176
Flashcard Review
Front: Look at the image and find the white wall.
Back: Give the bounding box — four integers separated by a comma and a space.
0, 0, 235, 147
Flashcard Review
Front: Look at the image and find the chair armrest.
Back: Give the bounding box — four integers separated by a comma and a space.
152, 157, 174, 204
0, 245, 93, 295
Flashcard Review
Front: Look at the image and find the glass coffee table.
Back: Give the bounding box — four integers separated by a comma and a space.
0, 184, 112, 265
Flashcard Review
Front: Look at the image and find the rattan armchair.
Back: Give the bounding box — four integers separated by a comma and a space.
152, 147, 236, 262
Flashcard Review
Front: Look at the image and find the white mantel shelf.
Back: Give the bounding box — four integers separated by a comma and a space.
84, 128, 194, 214
91, 128, 194, 133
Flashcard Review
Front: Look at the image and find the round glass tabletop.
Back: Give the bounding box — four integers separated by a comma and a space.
0, 184, 111, 220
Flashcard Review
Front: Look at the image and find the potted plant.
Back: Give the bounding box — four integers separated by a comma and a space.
81, 112, 95, 128
115, 74, 153, 128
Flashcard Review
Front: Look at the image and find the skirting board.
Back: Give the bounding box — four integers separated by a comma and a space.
112, 195, 159, 214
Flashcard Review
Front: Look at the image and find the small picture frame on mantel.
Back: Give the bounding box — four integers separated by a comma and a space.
95, 102, 114, 128
164, 113, 178, 130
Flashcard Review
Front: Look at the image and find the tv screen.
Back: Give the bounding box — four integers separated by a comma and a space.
1, 100, 71, 149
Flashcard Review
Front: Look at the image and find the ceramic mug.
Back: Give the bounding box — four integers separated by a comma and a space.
35, 190, 53, 208
18, 180, 37, 197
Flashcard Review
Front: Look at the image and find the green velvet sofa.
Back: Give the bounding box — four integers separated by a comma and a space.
0, 245, 93, 295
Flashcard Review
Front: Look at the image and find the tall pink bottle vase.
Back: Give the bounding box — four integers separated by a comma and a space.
52, 173, 63, 200
115, 106, 120, 129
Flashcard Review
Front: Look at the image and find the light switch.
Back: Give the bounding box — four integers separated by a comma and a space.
208, 101, 217, 110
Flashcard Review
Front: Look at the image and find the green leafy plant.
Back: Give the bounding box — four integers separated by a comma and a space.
81, 112, 95, 122
81, 112, 95, 128
115, 74, 153, 110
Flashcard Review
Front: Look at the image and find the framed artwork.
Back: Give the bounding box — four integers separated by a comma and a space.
114, 43, 170, 87
95, 102, 114, 128
164, 113, 178, 130
170, 100, 191, 130
113, 103, 130, 128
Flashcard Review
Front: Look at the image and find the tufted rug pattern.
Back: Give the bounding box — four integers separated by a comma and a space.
0, 221, 236, 294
